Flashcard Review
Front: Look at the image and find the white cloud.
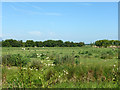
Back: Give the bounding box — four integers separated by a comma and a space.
28, 31, 41, 36
49, 32, 56, 36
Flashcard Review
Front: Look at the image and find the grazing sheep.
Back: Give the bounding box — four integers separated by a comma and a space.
22, 48, 25, 50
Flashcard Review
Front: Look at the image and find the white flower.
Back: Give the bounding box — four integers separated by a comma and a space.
37, 56, 40, 57
23, 68, 27, 70
46, 57, 49, 59
66, 72, 68, 74
114, 65, 116, 67
48, 64, 51, 66
51, 64, 54, 66
113, 78, 115, 80
37, 54, 39, 55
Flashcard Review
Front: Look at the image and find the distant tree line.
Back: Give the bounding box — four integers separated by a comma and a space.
2, 39, 85, 47
2, 39, 120, 47
94, 40, 120, 48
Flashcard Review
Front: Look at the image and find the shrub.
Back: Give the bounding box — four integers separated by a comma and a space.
74, 55, 79, 58
100, 52, 113, 59
40, 53, 47, 60
2, 54, 30, 67
29, 53, 37, 58
84, 51, 89, 54
29, 60, 43, 70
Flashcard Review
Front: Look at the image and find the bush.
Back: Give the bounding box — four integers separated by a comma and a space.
29, 60, 43, 70
29, 53, 37, 58
2, 54, 30, 67
100, 51, 113, 59
74, 55, 79, 58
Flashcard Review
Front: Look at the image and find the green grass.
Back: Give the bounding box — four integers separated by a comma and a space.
2, 46, 119, 88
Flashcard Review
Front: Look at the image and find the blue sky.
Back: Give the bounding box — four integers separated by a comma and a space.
2, 2, 118, 44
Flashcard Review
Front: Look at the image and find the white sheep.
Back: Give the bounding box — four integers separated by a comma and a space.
22, 48, 25, 50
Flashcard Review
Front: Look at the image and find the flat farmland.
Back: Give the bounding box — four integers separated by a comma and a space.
2, 46, 119, 88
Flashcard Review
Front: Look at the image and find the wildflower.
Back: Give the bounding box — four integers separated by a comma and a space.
23, 68, 27, 70
37, 56, 40, 57
48, 64, 50, 66
51, 64, 54, 66
30, 68, 33, 70
66, 72, 68, 74
113, 78, 115, 80
46, 57, 49, 59
114, 65, 116, 67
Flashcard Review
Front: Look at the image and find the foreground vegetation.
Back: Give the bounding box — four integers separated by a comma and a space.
2, 46, 118, 88
2, 46, 119, 88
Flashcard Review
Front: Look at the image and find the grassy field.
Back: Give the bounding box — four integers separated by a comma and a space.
2, 46, 119, 88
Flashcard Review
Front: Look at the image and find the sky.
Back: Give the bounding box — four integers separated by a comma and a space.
2, 2, 118, 44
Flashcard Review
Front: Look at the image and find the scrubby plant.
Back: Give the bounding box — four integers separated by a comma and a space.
100, 53, 113, 59
28, 60, 43, 70
74, 55, 79, 58
29, 53, 37, 58
2, 54, 30, 67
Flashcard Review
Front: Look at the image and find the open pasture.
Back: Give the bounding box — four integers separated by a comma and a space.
2, 46, 119, 88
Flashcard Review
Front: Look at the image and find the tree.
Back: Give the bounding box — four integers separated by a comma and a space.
77, 42, 85, 47
25, 40, 35, 47
35, 41, 43, 47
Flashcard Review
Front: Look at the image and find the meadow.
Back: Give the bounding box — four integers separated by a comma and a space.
2, 46, 119, 88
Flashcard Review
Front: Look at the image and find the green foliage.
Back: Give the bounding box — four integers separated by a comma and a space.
2, 47, 119, 88
5, 67, 42, 88
25, 40, 35, 47
2, 39, 23, 47
2, 54, 30, 67
28, 60, 43, 70
29, 53, 37, 58
95, 39, 120, 48
100, 51, 114, 59
2, 39, 85, 47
